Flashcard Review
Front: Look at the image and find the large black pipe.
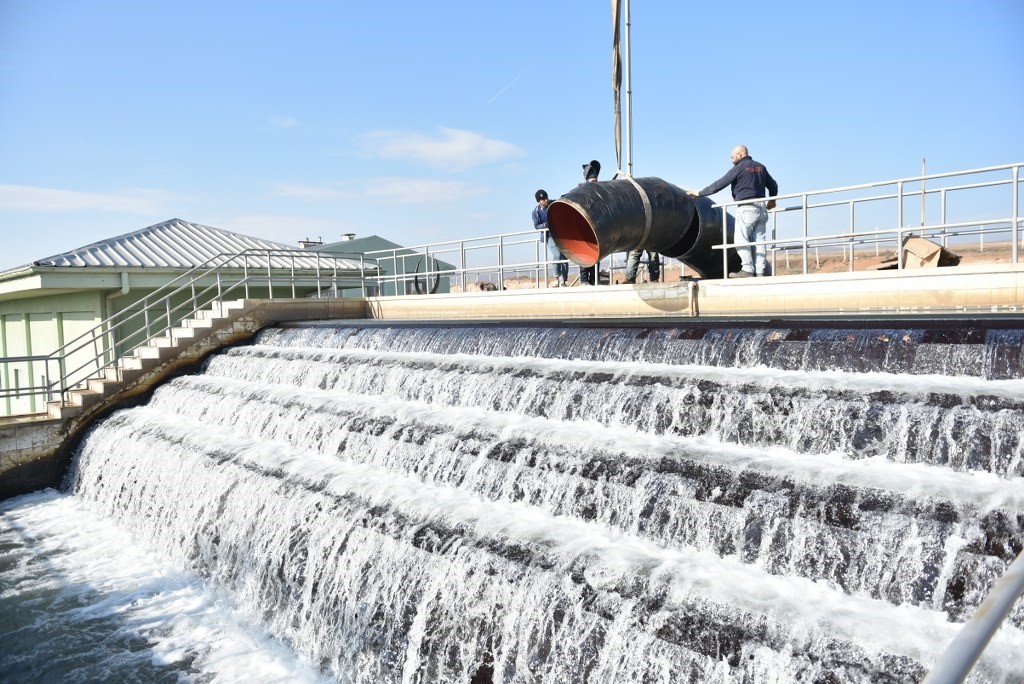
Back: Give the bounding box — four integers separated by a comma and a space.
547, 177, 741, 279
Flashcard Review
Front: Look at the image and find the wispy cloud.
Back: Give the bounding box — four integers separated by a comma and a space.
0, 184, 183, 213
360, 127, 524, 171
272, 183, 352, 201
268, 116, 300, 129
363, 177, 490, 204
273, 178, 489, 205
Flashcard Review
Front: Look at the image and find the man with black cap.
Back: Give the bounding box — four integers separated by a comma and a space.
532, 188, 568, 287
577, 160, 601, 285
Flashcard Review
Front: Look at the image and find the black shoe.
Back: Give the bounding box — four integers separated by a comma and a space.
729, 270, 754, 279
623, 277, 636, 284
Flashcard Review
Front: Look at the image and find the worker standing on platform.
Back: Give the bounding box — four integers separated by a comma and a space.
533, 189, 568, 287
690, 145, 778, 278
577, 160, 602, 285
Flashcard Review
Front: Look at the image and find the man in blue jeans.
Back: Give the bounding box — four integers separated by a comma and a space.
532, 189, 568, 287
690, 145, 778, 278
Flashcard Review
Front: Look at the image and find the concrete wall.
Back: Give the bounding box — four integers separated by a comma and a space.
0, 416, 66, 498
366, 263, 1024, 321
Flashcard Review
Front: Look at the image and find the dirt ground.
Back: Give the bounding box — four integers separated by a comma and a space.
454, 240, 1015, 291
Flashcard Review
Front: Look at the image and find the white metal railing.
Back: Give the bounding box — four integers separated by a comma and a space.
923, 548, 1024, 683
0, 248, 373, 416
369, 163, 1023, 293
713, 162, 1023, 276
365, 231, 664, 294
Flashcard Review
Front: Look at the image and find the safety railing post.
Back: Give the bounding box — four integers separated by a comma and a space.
897, 180, 905, 270
267, 252, 274, 299
801, 194, 809, 274
244, 255, 250, 299
460, 241, 467, 293
724, 205, 732, 277
314, 252, 322, 297
849, 200, 856, 271
290, 254, 296, 299
1013, 165, 1019, 264
940, 188, 948, 246
540, 231, 548, 288
497, 236, 505, 290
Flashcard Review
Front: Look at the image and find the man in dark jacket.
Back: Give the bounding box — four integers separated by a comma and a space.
532, 189, 568, 287
576, 160, 601, 285
690, 145, 778, 278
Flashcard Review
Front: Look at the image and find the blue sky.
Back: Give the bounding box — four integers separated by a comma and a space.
1, 0, 1021, 270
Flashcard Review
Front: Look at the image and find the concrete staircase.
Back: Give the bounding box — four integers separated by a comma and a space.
46, 299, 250, 420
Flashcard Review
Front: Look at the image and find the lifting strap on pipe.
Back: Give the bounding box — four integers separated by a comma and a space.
625, 175, 653, 245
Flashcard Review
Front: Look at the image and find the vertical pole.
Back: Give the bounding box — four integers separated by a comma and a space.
497, 236, 505, 291
849, 200, 856, 272
722, 206, 729, 277
461, 241, 467, 293
1013, 165, 1020, 264
940, 189, 948, 246
897, 180, 905, 270
920, 157, 926, 236
625, 0, 633, 177
267, 251, 274, 299
801, 195, 809, 274
290, 254, 296, 299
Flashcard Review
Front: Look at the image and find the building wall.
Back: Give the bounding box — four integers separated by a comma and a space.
0, 291, 104, 415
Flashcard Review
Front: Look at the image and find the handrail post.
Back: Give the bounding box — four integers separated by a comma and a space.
1012, 165, 1019, 264
801, 194, 809, 274
897, 180, 905, 270
849, 200, 856, 271
541, 230, 549, 288
460, 241, 467, 293
721, 206, 729, 277
244, 255, 250, 299
940, 188, 948, 246
266, 251, 274, 299
290, 254, 296, 299
497, 236, 505, 290
314, 252, 321, 297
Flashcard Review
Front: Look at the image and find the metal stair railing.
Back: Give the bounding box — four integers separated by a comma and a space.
40, 247, 375, 410
922, 548, 1024, 683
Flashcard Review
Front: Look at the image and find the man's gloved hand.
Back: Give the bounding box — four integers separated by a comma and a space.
766, 200, 777, 210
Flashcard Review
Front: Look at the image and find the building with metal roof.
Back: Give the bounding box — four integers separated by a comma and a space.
314, 233, 454, 296
0, 218, 369, 415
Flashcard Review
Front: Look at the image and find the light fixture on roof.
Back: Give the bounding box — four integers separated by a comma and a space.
298, 237, 323, 249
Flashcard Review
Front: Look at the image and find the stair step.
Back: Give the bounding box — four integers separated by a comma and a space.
46, 400, 82, 420
87, 377, 121, 395
170, 326, 198, 341
67, 388, 102, 407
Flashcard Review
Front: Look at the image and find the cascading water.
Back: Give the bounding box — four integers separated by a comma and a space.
2, 323, 1023, 682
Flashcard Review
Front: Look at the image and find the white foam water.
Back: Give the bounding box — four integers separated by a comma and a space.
2, 324, 1023, 682
0, 490, 329, 683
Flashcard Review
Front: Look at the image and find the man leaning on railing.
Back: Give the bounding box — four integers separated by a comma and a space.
689, 144, 778, 278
